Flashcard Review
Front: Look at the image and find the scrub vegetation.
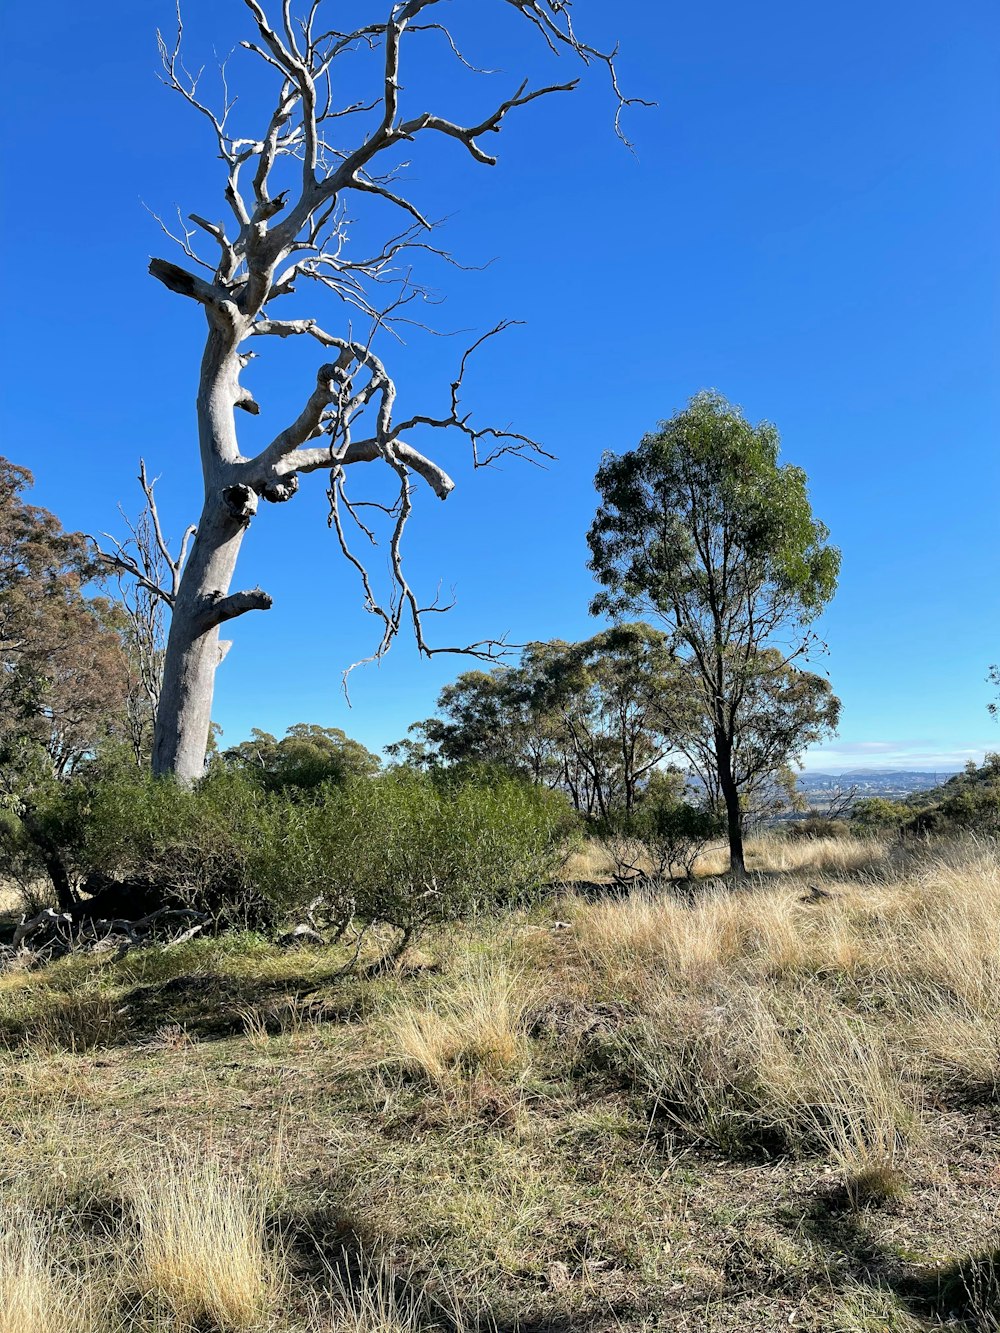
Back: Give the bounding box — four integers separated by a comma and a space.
2, 832, 998, 1332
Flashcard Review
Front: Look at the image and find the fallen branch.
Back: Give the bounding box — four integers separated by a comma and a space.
4, 905, 209, 969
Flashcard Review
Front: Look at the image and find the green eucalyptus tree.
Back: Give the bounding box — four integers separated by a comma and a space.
587, 391, 841, 878
392, 624, 682, 818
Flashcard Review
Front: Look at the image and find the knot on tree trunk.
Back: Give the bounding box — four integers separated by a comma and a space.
317, 361, 349, 395
222, 484, 259, 524
261, 474, 300, 504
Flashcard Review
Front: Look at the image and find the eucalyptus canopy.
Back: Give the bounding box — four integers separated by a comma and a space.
588, 391, 841, 876
392, 624, 683, 818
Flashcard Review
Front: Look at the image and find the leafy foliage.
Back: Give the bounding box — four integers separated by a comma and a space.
306, 767, 577, 942
221, 723, 380, 794
4, 763, 576, 937
597, 770, 724, 885
0, 458, 130, 792
851, 797, 912, 831
392, 624, 683, 819
587, 391, 841, 874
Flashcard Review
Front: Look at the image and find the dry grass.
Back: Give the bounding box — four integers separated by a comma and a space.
0, 1208, 98, 1333
0, 878, 23, 916
383, 959, 531, 1087
695, 831, 891, 878
311, 1254, 478, 1333
0, 832, 997, 1332
621, 981, 918, 1173
131, 1145, 273, 1329
561, 835, 999, 1196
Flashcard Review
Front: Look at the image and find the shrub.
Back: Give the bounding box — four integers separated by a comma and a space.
785, 814, 854, 840
75, 768, 293, 926
306, 767, 576, 945
937, 783, 1000, 835
6, 763, 575, 938
851, 797, 911, 832
220, 723, 380, 795
635, 799, 724, 879
598, 797, 723, 886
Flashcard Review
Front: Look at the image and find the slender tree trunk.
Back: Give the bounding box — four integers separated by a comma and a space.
22, 811, 77, 912
45, 854, 76, 914
715, 735, 747, 881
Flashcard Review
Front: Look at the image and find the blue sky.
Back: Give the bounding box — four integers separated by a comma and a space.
2, 0, 997, 772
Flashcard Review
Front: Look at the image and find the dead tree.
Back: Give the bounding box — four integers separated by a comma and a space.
140, 1, 641, 785
97, 461, 196, 764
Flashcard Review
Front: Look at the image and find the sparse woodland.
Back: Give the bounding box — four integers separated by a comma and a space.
1, 2, 999, 1331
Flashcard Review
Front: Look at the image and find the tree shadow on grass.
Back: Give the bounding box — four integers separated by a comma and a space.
801, 1184, 999, 1329
277, 1189, 676, 1333
0, 965, 368, 1050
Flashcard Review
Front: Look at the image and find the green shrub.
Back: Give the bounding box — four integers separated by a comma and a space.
851, 797, 911, 832
78, 768, 285, 925
785, 815, 854, 840
29, 765, 575, 939
0, 776, 95, 912
220, 723, 380, 795
598, 797, 723, 884
937, 782, 1000, 835
303, 767, 576, 943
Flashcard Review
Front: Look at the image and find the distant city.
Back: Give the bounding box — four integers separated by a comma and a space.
797, 769, 958, 800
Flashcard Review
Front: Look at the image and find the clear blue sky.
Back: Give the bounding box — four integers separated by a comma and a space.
2, 1, 997, 772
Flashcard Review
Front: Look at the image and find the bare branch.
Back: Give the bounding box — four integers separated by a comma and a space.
90, 460, 195, 609
148, 257, 222, 306
198, 586, 273, 630
287, 437, 455, 499
395, 78, 579, 167
95, 543, 173, 608
145, 2, 644, 776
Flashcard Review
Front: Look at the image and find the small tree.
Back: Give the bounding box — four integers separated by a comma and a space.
0, 460, 137, 909
133, 1, 640, 785
587, 391, 841, 878
97, 461, 196, 767
665, 649, 839, 831
0, 460, 130, 788
597, 769, 722, 888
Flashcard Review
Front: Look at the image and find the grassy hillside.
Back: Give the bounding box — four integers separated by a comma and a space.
1, 836, 998, 1332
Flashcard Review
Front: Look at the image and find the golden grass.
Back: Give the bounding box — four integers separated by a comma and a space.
0, 832, 997, 1331
132, 1146, 272, 1329
558, 836, 1000, 1191
0, 1209, 97, 1333
0, 879, 23, 916
383, 960, 531, 1087
621, 980, 918, 1173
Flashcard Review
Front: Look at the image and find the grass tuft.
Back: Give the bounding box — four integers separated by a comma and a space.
384, 961, 530, 1087
131, 1145, 272, 1329
0, 1208, 98, 1333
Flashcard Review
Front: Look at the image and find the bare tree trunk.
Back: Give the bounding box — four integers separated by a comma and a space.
716, 735, 747, 881
152, 330, 266, 785
134, 3, 634, 784
151, 502, 247, 783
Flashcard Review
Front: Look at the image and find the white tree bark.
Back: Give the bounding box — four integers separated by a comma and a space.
144, 0, 643, 785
